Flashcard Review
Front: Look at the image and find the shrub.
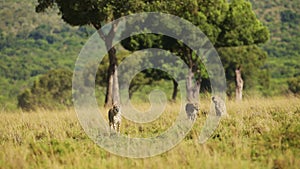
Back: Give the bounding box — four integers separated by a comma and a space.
287, 77, 300, 94
18, 69, 73, 110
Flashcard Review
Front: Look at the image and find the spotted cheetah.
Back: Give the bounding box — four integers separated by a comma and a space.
108, 104, 121, 133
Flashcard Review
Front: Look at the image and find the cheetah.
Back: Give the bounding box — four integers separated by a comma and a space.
185, 103, 199, 121
108, 104, 121, 133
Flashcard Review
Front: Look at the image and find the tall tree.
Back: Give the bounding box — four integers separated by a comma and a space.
122, 0, 269, 101
217, 45, 268, 98
217, 0, 269, 99
122, 0, 228, 102
36, 0, 144, 107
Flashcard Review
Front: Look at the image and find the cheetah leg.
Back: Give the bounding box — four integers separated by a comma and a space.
116, 123, 120, 134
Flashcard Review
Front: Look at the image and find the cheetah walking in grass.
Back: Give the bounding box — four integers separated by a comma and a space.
185, 103, 199, 121
212, 96, 227, 116
108, 104, 121, 134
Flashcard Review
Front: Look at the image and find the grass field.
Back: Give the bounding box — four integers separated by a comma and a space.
0, 97, 299, 169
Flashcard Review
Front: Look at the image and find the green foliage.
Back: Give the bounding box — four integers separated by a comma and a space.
0, 0, 95, 110
122, 0, 269, 97
36, 0, 145, 28
0, 0, 299, 110
122, 0, 229, 48
250, 0, 300, 94
17, 69, 73, 110
287, 77, 300, 94
217, 0, 269, 47
280, 10, 300, 24
217, 45, 269, 96
35, 0, 157, 106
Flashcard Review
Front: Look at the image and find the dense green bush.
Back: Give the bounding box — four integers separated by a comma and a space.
287, 77, 300, 94
18, 69, 73, 110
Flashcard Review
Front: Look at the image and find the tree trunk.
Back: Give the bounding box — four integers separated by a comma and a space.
194, 76, 201, 101
113, 63, 120, 104
105, 71, 114, 107
186, 68, 200, 103
104, 49, 115, 107
235, 66, 243, 101
104, 44, 120, 107
128, 84, 137, 99
129, 87, 133, 99
94, 22, 120, 107
172, 78, 178, 102
186, 68, 194, 102
185, 47, 201, 103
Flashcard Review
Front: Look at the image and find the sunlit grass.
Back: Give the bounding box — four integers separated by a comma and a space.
0, 96, 300, 168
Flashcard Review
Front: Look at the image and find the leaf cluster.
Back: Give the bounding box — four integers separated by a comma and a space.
17, 69, 73, 110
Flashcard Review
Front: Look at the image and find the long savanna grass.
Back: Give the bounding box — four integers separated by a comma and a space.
0, 96, 299, 169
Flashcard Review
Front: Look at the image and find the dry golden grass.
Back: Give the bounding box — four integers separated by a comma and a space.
0, 96, 299, 169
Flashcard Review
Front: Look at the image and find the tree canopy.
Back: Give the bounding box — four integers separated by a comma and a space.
36, 0, 147, 106
121, 0, 269, 98
36, 0, 143, 28
216, 0, 269, 47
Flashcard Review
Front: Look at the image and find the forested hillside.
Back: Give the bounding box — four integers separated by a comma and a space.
0, 0, 94, 109
0, 0, 299, 110
250, 0, 300, 92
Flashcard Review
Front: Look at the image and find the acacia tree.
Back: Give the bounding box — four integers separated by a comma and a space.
217, 45, 268, 98
169, 0, 269, 101
122, 0, 269, 101
121, 0, 228, 102
216, 0, 270, 100
36, 0, 144, 107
